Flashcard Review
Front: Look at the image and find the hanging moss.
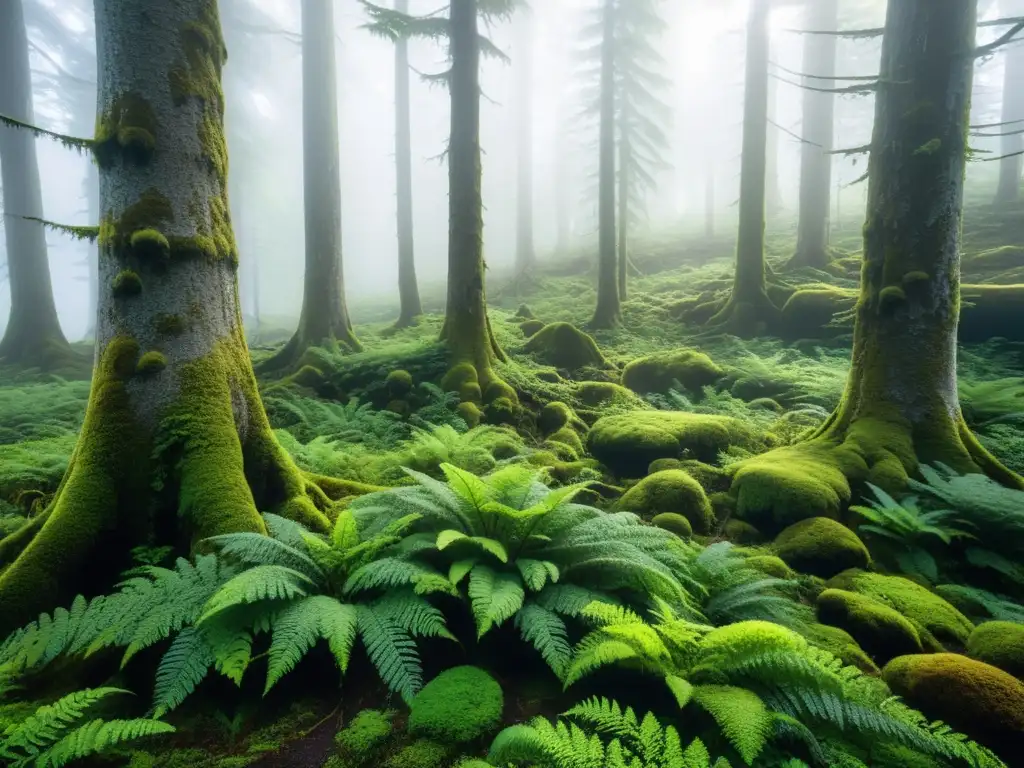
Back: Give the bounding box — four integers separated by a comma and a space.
94, 91, 157, 167
111, 270, 143, 298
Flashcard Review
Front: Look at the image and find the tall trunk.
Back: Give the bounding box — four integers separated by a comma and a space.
590, 0, 620, 328
0, 0, 341, 634
788, 0, 838, 269
262, 0, 360, 370
85, 146, 100, 339
704, 166, 715, 238
0, 0, 72, 368
765, 67, 783, 216
514, 8, 535, 274
709, 0, 779, 334
617, 122, 630, 299
393, 0, 421, 327
440, 0, 508, 394
995, 1, 1024, 203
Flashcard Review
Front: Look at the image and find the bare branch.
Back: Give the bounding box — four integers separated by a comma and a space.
769, 60, 876, 82
768, 117, 820, 147
787, 26, 883, 39
829, 144, 872, 156
771, 72, 878, 95
975, 21, 1024, 58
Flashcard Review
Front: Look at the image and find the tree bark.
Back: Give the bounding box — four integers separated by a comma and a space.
0, 0, 346, 634
0, 0, 73, 369
708, 0, 780, 335
765, 67, 783, 217
393, 0, 422, 327
514, 7, 535, 275
788, 0, 838, 269
440, 0, 508, 395
261, 0, 360, 371
995, 0, 1024, 203
84, 146, 101, 339
617, 122, 630, 300
590, 0, 621, 329
555, 99, 571, 254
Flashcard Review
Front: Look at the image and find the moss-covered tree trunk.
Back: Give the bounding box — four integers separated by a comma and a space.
260, 0, 360, 371
0, 0, 72, 369
515, 7, 535, 275
617, 125, 630, 299
708, 0, 780, 335
0, 0, 349, 635
995, 1, 1024, 204
393, 0, 422, 328
590, 0, 621, 329
439, 0, 511, 400
84, 154, 101, 340
788, 0, 838, 269
730, 0, 1020, 530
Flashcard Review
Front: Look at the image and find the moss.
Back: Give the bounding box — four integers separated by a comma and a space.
387, 399, 411, 417
335, 709, 395, 764
136, 351, 167, 376
514, 303, 535, 319
589, 411, 763, 478
154, 314, 186, 336
112, 269, 143, 298
799, 622, 880, 674
408, 666, 503, 744
901, 270, 930, 285
773, 517, 869, 578
827, 569, 974, 649
547, 427, 584, 456
130, 228, 171, 261
816, 588, 922, 663
519, 319, 544, 337
620, 349, 724, 395
523, 322, 606, 370
575, 381, 638, 408
442, 362, 478, 394
966, 621, 1024, 680
913, 138, 942, 155
965, 245, 1024, 273
94, 91, 157, 167
779, 286, 857, 336
743, 554, 794, 580
456, 401, 482, 428
651, 512, 692, 539
618, 470, 713, 533
102, 188, 174, 252
723, 518, 762, 544
878, 285, 907, 310
883, 653, 1024, 757
483, 379, 517, 405
384, 740, 451, 768
959, 283, 1024, 342
538, 402, 575, 434
385, 369, 414, 397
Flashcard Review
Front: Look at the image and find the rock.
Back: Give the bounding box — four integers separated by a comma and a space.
618, 470, 714, 534
773, 517, 869, 578
816, 588, 923, 663
621, 349, 724, 395
524, 322, 606, 370
966, 621, 1024, 680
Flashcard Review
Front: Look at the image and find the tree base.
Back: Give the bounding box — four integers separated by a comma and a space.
254, 328, 362, 376
785, 245, 834, 272
0, 333, 91, 379
705, 291, 783, 338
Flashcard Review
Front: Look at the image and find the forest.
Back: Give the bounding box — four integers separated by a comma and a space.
1, 0, 1024, 766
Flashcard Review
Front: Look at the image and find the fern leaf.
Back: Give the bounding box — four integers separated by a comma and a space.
262, 512, 312, 549
515, 603, 572, 678
0, 687, 129, 758
203, 623, 253, 686
449, 558, 478, 586
344, 557, 453, 596
468, 565, 525, 638
265, 596, 357, 692
356, 605, 423, 705
437, 530, 509, 562
517, 559, 559, 592
440, 462, 494, 512
199, 565, 314, 622
692, 685, 772, 765
152, 628, 213, 717
563, 638, 640, 687
665, 674, 695, 709
204, 532, 324, 582
32, 718, 175, 768
332, 509, 360, 550
535, 584, 618, 618
373, 592, 455, 641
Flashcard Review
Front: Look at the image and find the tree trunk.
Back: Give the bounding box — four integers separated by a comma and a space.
0, 0, 73, 369
590, 0, 621, 328
708, 0, 780, 335
788, 0, 838, 269
514, 7, 535, 275
393, 0, 422, 328
0, 0, 347, 635
261, 0, 360, 370
617, 118, 630, 299
555, 99, 571, 254
440, 0, 509, 397
705, 167, 715, 239
765, 68, 783, 217
731, 0, 1020, 532
84, 155, 100, 339
995, 0, 1024, 203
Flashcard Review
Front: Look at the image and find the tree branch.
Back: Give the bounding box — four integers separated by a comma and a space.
975, 21, 1024, 58
769, 60, 876, 82
768, 117, 820, 147
770, 72, 878, 95
0, 114, 93, 153
28, 40, 95, 88
786, 27, 883, 39
0, 213, 99, 241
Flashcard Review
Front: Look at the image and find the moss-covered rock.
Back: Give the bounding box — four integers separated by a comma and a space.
779, 285, 857, 338
386, 369, 414, 397
620, 349, 724, 395
408, 666, 503, 744
514, 303, 536, 320
799, 622, 880, 675
723, 518, 762, 545
589, 411, 761, 478
816, 588, 922, 663
538, 401, 583, 436
547, 427, 584, 456
827, 569, 974, 649
743, 554, 795, 580
618, 470, 714, 533
773, 517, 869, 578
575, 381, 639, 408
456, 401, 482, 429
524, 322, 606, 370
519, 319, 544, 337
651, 512, 693, 539
384, 739, 451, 768
335, 709, 395, 765
966, 621, 1024, 680
883, 653, 1024, 757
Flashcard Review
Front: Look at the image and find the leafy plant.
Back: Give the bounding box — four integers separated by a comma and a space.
350, 463, 692, 677
0, 688, 173, 768
400, 425, 526, 478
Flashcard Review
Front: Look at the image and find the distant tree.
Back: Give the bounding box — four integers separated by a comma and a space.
0, 0, 74, 370
765, 70, 784, 216
995, 0, 1024, 203
260, 0, 361, 372
514, 7, 535, 274
0, 0, 353, 633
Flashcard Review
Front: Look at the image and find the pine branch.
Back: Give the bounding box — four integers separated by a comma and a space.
0, 213, 99, 241
0, 114, 94, 152
769, 60, 876, 82
975, 21, 1024, 58
768, 118, 820, 147
770, 73, 878, 95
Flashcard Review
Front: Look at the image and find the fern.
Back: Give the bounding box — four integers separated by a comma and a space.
469, 565, 527, 637
356, 606, 422, 705
691, 685, 772, 765
515, 603, 572, 678
933, 584, 1024, 622
152, 628, 213, 717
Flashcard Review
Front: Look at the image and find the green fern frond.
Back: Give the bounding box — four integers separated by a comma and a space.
516, 559, 560, 592
344, 557, 452, 596
563, 637, 641, 687
437, 530, 509, 562
262, 512, 311, 549
515, 602, 572, 678
372, 592, 455, 641
265, 596, 358, 692
692, 685, 772, 765
535, 584, 620, 618
203, 623, 254, 686
198, 565, 313, 623
356, 605, 423, 705
152, 627, 213, 717
204, 532, 324, 582
30, 718, 175, 768
468, 565, 526, 637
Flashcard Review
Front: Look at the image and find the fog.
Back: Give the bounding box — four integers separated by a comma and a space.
0, 0, 1017, 340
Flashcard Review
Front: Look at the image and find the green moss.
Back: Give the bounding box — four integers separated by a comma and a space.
723, 518, 762, 544
335, 709, 395, 764
513, 304, 535, 319
523, 322, 606, 370
538, 402, 574, 434
779, 286, 857, 335
965, 245, 1024, 273
386, 369, 414, 397
743, 554, 794, 580
483, 379, 517, 405
547, 427, 584, 456
130, 228, 171, 261
408, 666, 503, 744
913, 138, 942, 155
154, 314, 186, 336
799, 622, 880, 674
456, 401, 482, 428
442, 362, 478, 394
136, 351, 167, 376
94, 91, 157, 167
621, 349, 724, 395
384, 740, 451, 768
102, 188, 174, 252
773, 517, 869, 578
575, 381, 639, 408
112, 269, 143, 298
966, 621, 1024, 680
484, 397, 517, 426
618, 469, 714, 533
519, 319, 544, 337
878, 285, 907, 310
902, 270, 930, 285
883, 653, 1024, 757
827, 569, 974, 649
651, 512, 693, 539
816, 588, 922, 663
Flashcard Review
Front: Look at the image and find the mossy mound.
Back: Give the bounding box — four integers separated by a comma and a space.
827, 569, 974, 649
334, 709, 395, 765
966, 621, 1024, 680
620, 349, 724, 395
799, 622, 880, 674
816, 588, 922, 663
619, 470, 713, 533
773, 517, 869, 578
575, 381, 640, 409
384, 739, 451, 768
959, 283, 1024, 342
546, 427, 584, 456
523, 322, 606, 371
519, 319, 544, 337
965, 245, 1024, 273
589, 411, 761, 478
386, 369, 414, 397
723, 518, 762, 545
538, 401, 584, 435
651, 512, 693, 539
779, 285, 857, 337
883, 653, 1024, 757
742, 554, 794, 580
407, 666, 503, 744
